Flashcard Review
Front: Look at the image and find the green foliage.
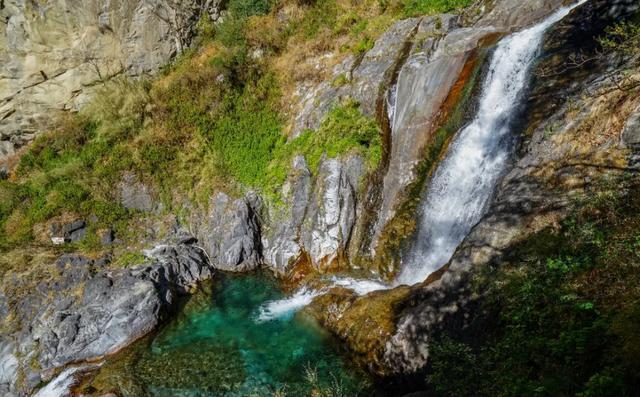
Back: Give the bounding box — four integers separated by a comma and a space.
598, 20, 640, 58
425, 178, 640, 396
0, 79, 149, 249
0, 0, 476, 255
113, 251, 147, 268
331, 73, 349, 87
204, 75, 283, 188
298, 0, 339, 39
403, 0, 473, 17
263, 99, 382, 199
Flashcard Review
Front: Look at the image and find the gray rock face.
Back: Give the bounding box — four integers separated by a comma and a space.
261, 154, 365, 272
300, 156, 364, 268
50, 219, 88, 243
0, 0, 222, 161
193, 192, 263, 272
119, 172, 157, 212
622, 104, 640, 149
261, 155, 312, 271
263, 0, 576, 272
0, 243, 213, 396
477, 0, 566, 29
291, 17, 422, 137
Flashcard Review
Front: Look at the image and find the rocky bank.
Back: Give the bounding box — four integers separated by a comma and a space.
0, 240, 213, 396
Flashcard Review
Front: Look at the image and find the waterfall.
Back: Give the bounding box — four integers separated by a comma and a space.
396, 0, 586, 285
256, 0, 586, 321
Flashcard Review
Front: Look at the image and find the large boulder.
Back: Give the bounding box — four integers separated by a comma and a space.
192, 192, 263, 272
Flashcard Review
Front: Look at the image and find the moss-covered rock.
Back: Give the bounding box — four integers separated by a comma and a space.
306, 285, 411, 376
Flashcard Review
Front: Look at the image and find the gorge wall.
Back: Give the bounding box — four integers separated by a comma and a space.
1, 0, 639, 395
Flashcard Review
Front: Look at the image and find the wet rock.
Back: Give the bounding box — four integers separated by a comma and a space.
477, 0, 565, 30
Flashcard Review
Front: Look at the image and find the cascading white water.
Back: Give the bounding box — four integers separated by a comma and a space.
256, 0, 586, 321
397, 0, 586, 285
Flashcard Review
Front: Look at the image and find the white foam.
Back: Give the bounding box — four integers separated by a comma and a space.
33, 367, 82, 397
256, 287, 323, 322
396, 0, 587, 286
330, 277, 389, 295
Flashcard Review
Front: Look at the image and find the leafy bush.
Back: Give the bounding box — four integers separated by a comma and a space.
263, 99, 382, 198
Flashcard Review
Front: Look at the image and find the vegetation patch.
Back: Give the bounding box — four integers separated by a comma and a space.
425, 177, 640, 396
402, 0, 474, 17
0, 0, 479, 262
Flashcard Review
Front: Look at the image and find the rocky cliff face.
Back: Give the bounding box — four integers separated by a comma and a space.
259, 0, 582, 278
1, 0, 639, 393
307, 0, 640, 376
0, 0, 222, 162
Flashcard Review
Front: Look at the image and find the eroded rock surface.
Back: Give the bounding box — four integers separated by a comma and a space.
192, 192, 263, 272
383, 0, 640, 374
305, 0, 640, 377
0, 243, 213, 396
0, 0, 222, 161
262, 154, 365, 272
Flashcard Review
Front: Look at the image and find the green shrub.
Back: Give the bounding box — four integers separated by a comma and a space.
263, 99, 382, 198
403, 0, 473, 17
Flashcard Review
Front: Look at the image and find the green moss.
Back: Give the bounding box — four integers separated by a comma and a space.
307, 285, 412, 376
402, 0, 474, 17
113, 251, 147, 268
331, 73, 349, 87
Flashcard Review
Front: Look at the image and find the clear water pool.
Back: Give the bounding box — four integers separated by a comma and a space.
79, 272, 372, 396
